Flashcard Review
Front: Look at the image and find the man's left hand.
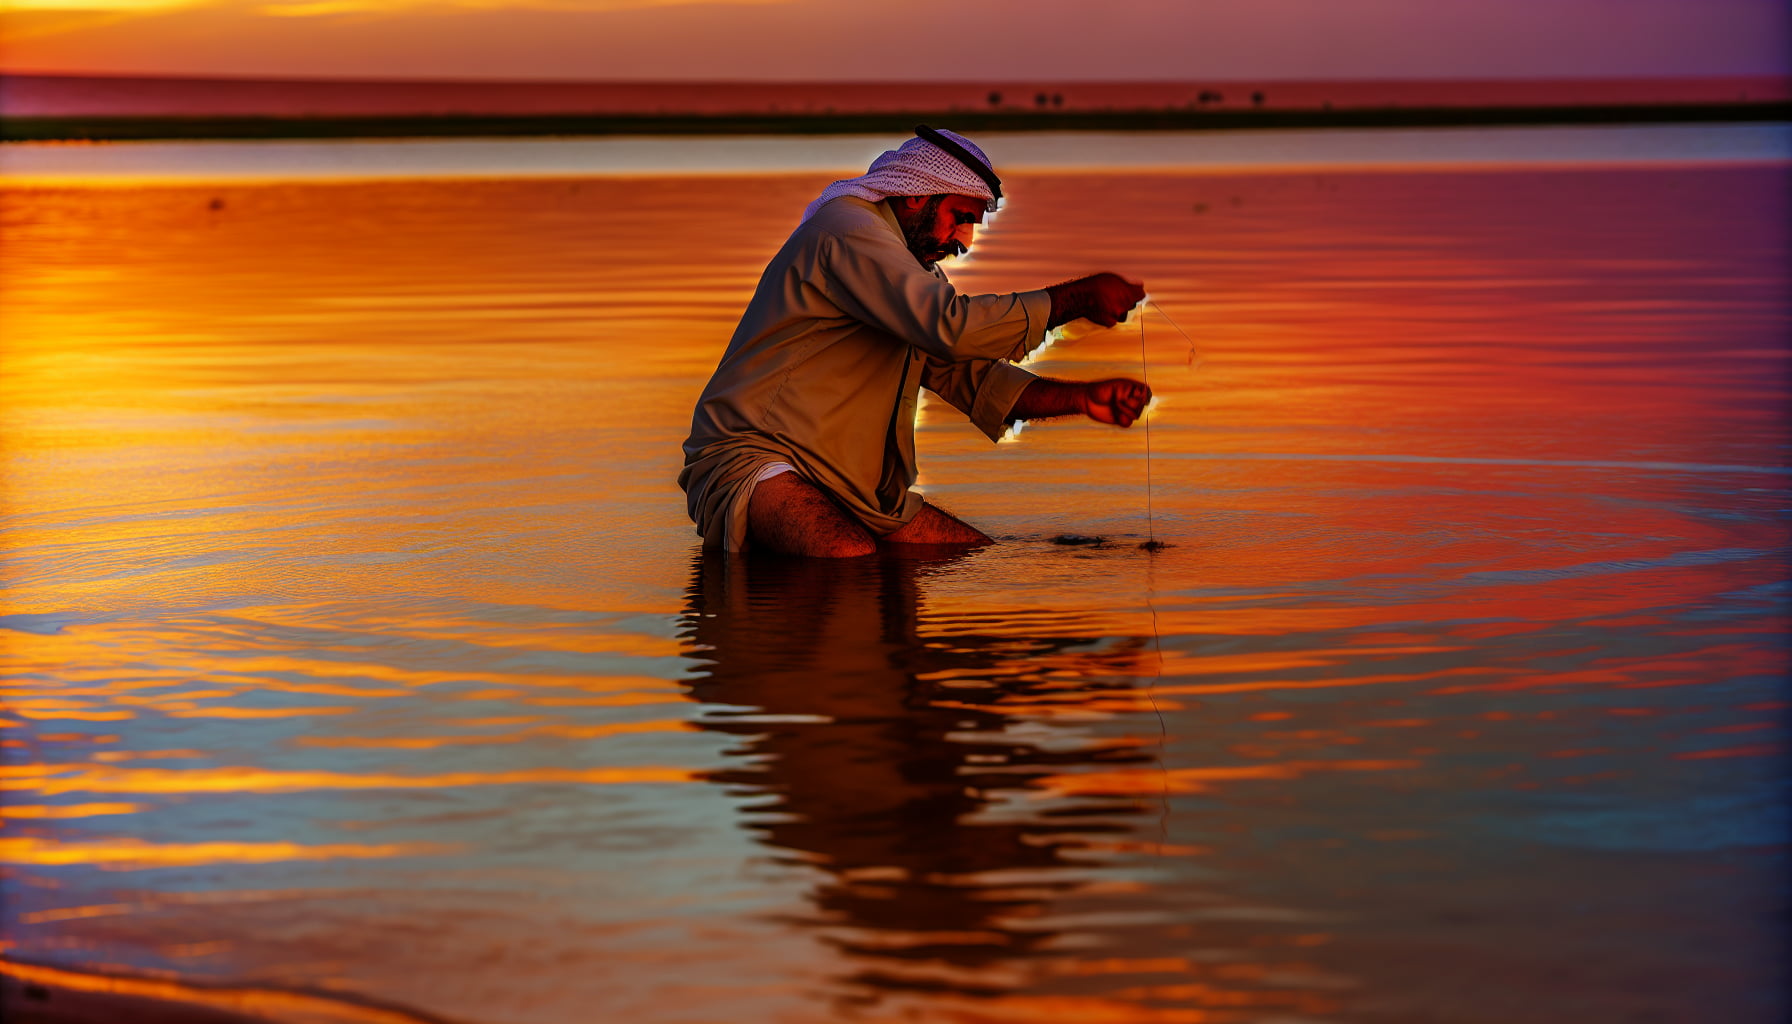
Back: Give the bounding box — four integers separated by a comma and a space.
1081, 378, 1152, 428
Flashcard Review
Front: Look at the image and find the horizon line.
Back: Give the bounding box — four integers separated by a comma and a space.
5, 68, 1788, 87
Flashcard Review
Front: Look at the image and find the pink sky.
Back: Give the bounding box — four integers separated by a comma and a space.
2, 0, 1788, 82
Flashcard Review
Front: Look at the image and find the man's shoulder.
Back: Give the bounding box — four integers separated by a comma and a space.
803, 196, 897, 241
802, 196, 946, 282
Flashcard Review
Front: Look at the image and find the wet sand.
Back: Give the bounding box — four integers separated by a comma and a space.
1, 959, 452, 1024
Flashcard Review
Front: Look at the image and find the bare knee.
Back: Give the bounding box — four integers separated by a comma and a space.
882, 502, 993, 547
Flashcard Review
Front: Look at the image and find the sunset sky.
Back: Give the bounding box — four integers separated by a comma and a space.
2, 0, 1788, 82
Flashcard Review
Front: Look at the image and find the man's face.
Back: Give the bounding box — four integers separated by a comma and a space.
899, 194, 987, 265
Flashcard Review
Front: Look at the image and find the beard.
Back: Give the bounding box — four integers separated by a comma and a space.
900, 195, 960, 265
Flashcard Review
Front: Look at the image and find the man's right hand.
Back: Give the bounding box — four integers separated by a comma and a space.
1047, 273, 1147, 329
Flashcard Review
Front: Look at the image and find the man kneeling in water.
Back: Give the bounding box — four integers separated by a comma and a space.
679, 126, 1149, 557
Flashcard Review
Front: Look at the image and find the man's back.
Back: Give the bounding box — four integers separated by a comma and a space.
679, 195, 1048, 549
675, 127, 1147, 556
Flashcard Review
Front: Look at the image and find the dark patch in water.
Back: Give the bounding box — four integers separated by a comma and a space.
0, 614, 68, 635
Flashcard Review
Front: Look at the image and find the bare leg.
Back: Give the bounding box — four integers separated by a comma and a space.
881, 501, 994, 547
747, 472, 878, 558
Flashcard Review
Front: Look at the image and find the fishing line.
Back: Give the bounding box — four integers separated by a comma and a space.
1140, 307, 1156, 549
1137, 303, 1170, 853
1123, 298, 1205, 849
1144, 575, 1170, 854
1146, 297, 1203, 371
1135, 297, 1199, 554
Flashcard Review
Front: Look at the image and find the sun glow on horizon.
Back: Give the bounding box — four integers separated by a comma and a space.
0, 0, 786, 13
2, 0, 1785, 81
0, 0, 791, 48
1, 0, 172, 9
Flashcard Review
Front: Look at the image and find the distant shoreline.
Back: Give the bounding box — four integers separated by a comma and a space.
6, 101, 1789, 143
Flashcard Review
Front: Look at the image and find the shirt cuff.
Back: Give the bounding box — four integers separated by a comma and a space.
969, 360, 1039, 442
1017, 289, 1053, 356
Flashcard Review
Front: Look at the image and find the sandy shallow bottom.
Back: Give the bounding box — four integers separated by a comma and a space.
0, 961, 392, 1024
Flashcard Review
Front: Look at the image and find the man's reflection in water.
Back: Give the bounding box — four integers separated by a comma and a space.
678, 551, 1159, 1003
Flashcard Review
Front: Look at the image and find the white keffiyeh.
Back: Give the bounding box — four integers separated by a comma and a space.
801, 129, 999, 224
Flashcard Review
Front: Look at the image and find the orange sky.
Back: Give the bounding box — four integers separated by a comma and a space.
2, 0, 1788, 82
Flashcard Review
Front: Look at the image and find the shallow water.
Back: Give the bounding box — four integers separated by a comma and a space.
3, 122, 1788, 184
2, 129, 1789, 1023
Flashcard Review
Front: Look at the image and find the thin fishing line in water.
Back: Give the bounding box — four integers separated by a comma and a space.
1140, 308, 1156, 549
1137, 302, 1171, 852
1134, 295, 1198, 552
1144, 569, 1170, 853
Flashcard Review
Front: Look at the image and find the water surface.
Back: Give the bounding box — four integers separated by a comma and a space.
3, 122, 1788, 184
2, 127, 1788, 1023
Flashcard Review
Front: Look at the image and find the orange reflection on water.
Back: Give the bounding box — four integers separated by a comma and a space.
0, 837, 450, 868
1038, 759, 1420, 798
21, 886, 353, 925
874, 990, 1338, 1022
108, 689, 241, 704
293, 717, 690, 749
21, 903, 139, 924
1, 158, 1785, 1023
14, 764, 697, 796
163, 706, 357, 719
1676, 744, 1780, 761
0, 803, 140, 819
1432, 641, 1786, 694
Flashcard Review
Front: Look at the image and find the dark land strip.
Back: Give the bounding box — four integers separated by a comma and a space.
5, 101, 1790, 142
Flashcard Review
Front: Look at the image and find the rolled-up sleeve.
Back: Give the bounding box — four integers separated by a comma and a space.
921, 357, 1038, 442
821, 226, 1050, 363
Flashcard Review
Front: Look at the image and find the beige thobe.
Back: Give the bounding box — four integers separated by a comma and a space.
679, 196, 1052, 550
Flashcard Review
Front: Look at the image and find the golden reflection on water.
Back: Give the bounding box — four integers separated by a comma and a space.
1, 154, 1788, 1022
0, 837, 450, 868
